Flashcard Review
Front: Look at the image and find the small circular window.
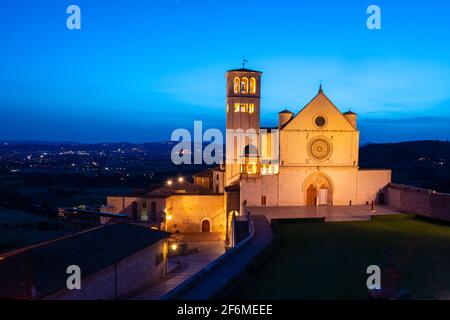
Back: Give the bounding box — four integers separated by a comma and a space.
315, 116, 326, 127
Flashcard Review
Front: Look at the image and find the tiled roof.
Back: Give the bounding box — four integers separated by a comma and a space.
227, 67, 262, 73
146, 181, 214, 197
0, 223, 170, 299
193, 169, 212, 178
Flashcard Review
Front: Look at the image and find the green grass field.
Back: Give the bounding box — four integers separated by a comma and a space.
236, 215, 450, 300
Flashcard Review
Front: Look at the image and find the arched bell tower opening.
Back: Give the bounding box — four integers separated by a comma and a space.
302, 173, 334, 206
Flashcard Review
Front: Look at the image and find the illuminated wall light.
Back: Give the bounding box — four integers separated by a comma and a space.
167, 180, 173, 186
178, 177, 184, 183
171, 244, 178, 251
166, 215, 173, 221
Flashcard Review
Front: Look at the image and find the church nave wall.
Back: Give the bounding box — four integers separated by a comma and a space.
240, 175, 279, 209
356, 169, 392, 205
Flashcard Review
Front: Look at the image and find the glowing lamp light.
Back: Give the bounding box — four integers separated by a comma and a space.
178, 177, 184, 183
171, 244, 178, 251
166, 215, 173, 221
167, 180, 173, 186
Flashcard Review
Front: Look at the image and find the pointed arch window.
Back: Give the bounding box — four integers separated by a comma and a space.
233, 77, 240, 94
150, 201, 157, 222
261, 196, 267, 206
250, 77, 256, 94
241, 77, 249, 94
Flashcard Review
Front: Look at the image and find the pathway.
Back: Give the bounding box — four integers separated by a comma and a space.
168, 215, 274, 300
130, 242, 225, 300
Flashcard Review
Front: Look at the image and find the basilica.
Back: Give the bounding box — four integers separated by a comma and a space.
225, 67, 391, 214
104, 66, 391, 237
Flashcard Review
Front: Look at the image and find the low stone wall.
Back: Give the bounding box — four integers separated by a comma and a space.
386, 183, 450, 221
45, 241, 166, 300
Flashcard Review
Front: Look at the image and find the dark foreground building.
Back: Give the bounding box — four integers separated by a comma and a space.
0, 223, 170, 300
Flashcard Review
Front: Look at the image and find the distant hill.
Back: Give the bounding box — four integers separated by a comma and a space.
360, 140, 450, 193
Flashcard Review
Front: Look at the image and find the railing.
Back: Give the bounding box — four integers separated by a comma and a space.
240, 173, 262, 180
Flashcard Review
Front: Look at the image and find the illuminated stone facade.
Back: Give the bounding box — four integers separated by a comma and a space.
224, 69, 391, 213
106, 66, 392, 235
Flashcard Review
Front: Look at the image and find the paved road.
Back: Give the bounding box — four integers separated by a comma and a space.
130, 242, 225, 300
172, 215, 274, 300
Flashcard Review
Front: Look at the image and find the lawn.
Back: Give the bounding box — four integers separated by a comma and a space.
236, 214, 450, 300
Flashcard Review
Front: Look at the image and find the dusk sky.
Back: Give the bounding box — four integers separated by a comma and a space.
0, 0, 449, 143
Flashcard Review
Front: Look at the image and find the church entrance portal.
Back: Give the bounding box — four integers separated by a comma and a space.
306, 185, 317, 206
303, 173, 333, 206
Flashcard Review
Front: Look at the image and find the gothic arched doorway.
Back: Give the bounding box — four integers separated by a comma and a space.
150, 201, 157, 222
201, 219, 211, 233
303, 172, 334, 206
306, 185, 317, 206
379, 192, 385, 205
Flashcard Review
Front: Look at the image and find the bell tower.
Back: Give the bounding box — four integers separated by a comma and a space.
225, 65, 262, 186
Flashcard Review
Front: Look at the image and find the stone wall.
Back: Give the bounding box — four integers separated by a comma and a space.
240, 167, 391, 207
357, 169, 391, 205
166, 194, 225, 233
44, 240, 167, 300
386, 183, 450, 221
240, 175, 279, 209
106, 196, 166, 224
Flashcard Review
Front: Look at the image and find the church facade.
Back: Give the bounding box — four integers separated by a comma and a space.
224, 67, 391, 213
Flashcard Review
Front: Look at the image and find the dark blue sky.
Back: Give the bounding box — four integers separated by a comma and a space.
0, 0, 449, 143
